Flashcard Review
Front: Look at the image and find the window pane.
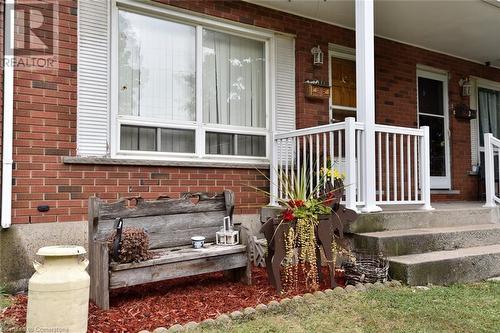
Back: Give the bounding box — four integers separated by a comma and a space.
478, 88, 500, 146
418, 77, 443, 115
120, 126, 156, 151
419, 115, 445, 176
118, 11, 196, 121
202, 29, 266, 128
206, 132, 265, 157
160, 128, 195, 153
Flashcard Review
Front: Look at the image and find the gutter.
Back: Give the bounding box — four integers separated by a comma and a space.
2, 0, 14, 229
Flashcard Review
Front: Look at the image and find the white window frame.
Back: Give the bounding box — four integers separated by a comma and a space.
473, 77, 500, 162
110, 0, 274, 165
328, 43, 356, 123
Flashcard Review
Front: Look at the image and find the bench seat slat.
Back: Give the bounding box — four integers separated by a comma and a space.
109, 252, 248, 289
110, 243, 247, 271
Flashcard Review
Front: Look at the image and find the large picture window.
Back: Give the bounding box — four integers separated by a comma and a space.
117, 10, 268, 159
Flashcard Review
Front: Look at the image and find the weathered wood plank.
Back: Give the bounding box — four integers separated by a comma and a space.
89, 241, 110, 310
110, 243, 247, 271
95, 211, 229, 248
96, 191, 231, 220
109, 253, 248, 289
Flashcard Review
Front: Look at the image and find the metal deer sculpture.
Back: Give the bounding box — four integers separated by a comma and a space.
261, 182, 358, 292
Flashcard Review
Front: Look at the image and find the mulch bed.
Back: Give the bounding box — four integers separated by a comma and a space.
1, 267, 344, 333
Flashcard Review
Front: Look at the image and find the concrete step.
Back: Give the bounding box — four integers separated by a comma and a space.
347, 203, 499, 233
353, 224, 500, 256
388, 244, 500, 285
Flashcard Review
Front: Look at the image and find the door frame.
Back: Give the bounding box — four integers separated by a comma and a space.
416, 68, 451, 189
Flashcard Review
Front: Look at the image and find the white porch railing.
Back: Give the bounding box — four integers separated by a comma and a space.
270, 117, 432, 211
483, 133, 500, 207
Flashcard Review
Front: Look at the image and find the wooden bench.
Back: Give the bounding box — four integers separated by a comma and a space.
88, 191, 251, 310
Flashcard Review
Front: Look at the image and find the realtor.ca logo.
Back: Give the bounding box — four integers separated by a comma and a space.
3, 0, 58, 70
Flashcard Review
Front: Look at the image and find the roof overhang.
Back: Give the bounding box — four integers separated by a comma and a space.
246, 0, 500, 68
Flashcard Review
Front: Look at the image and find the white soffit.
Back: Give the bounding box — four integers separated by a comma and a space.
247, 0, 500, 67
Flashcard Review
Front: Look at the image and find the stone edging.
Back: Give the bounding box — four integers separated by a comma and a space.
138, 280, 403, 333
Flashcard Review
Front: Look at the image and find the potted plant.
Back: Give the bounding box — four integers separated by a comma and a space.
259, 165, 357, 293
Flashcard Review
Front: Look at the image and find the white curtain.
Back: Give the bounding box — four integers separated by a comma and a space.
118, 11, 196, 121
479, 88, 500, 145
203, 29, 265, 156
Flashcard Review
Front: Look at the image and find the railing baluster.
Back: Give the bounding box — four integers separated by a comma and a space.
296, 136, 300, 192
385, 132, 390, 202
414, 135, 418, 201
400, 134, 404, 201
377, 131, 382, 202
407, 135, 411, 201
356, 129, 361, 204
284, 138, 289, 200
330, 131, 335, 185
316, 134, 320, 196
303, 135, 307, 196
309, 135, 313, 197
393, 133, 397, 201
323, 132, 327, 190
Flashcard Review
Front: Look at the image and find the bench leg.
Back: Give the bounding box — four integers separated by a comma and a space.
89, 242, 110, 310
224, 264, 252, 285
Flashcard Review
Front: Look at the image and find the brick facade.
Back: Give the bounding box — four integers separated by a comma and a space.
5, 0, 500, 224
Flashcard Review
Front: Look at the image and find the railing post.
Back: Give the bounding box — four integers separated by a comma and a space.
483, 133, 496, 208
269, 133, 279, 206
344, 117, 358, 211
420, 126, 434, 210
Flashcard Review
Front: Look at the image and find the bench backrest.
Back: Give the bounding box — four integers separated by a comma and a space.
88, 191, 234, 249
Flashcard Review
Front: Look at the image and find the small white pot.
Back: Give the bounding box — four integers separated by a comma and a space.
191, 236, 205, 249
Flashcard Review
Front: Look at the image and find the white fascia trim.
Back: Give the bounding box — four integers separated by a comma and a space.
2, 0, 14, 228
243, 1, 500, 70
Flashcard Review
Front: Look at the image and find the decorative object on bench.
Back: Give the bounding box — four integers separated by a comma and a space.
191, 236, 205, 249
106, 218, 152, 264
88, 191, 251, 310
216, 216, 240, 246
248, 235, 267, 267
259, 166, 358, 293
343, 252, 389, 285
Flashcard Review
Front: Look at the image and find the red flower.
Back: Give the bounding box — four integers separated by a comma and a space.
289, 199, 305, 208
282, 209, 295, 222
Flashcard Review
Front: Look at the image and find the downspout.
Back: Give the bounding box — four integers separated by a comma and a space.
1, 0, 14, 229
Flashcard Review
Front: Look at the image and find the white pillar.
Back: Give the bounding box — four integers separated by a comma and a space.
355, 0, 381, 212
483, 133, 496, 208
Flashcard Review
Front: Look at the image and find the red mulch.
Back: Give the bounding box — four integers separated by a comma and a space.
1, 267, 344, 333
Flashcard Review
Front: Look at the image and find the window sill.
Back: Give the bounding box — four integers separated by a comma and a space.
62, 156, 270, 169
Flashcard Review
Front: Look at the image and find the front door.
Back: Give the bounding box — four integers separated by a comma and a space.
417, 70, 451, 189
330, 57, 356, 122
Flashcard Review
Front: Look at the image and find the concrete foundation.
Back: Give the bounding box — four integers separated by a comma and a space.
0, 214, 260, 292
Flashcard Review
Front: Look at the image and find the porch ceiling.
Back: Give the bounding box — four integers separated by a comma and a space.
247, 0, 500, 68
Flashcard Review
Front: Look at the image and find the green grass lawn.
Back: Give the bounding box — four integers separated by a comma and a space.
197, 282, 500, 333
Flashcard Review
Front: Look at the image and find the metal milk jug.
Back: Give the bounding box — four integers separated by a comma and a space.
26, 245, 90, 333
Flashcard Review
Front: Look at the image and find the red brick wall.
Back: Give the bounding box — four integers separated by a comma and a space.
7, 0, 500, 224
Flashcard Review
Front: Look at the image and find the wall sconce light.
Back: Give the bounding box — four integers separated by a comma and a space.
311, 45, 324, 66
459, 77, 472, 97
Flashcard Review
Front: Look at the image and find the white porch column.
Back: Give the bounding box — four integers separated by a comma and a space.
355, 0, 381, 212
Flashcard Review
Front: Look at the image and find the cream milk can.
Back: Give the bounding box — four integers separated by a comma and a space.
26, 245, 90, 333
